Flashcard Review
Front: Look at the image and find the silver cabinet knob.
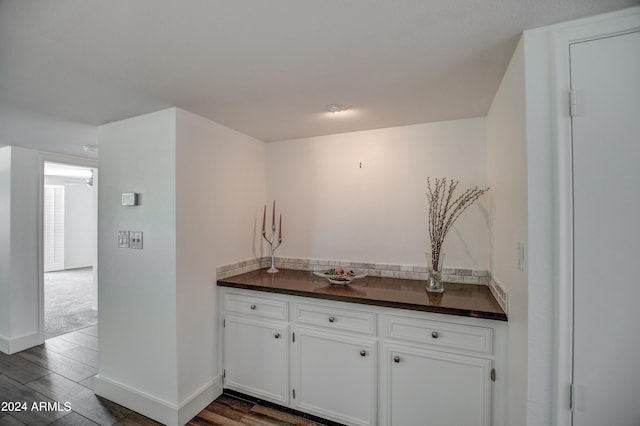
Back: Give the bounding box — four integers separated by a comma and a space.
360, 350, 367, 357
250, 304, 256, 310
274, 333, 280, 339
328, 316, 335, 323
393, 356, 400, 363
432, 331, 439, 338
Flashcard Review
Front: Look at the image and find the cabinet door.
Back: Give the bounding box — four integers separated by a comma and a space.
382, 343, 491, 426
293, 327, 376, 426
224, 316, 289, 405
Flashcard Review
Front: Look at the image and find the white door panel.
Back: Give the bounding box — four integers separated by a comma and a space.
223, 316, 289, 405
293, 327, 376, 426
571, 30, 640, 426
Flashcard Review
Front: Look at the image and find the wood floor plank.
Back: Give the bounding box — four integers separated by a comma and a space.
186, 394, 334, 426
249, 405, 324, 426
16, 347, 97, 383
199, 396, 254, 422
193, 409, 246, 426
0, 351, 51, 384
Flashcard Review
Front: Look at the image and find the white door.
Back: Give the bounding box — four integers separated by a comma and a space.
223, 316, 289, 405
384, 343, 491, 426
571, 31, 640, 426
293, 327, 376, 426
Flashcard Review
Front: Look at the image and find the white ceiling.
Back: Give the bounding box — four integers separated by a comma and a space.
0, 1, 637, 153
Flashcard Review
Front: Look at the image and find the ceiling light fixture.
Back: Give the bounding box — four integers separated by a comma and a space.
328, 104, 345, 114
86, 170, 94, 187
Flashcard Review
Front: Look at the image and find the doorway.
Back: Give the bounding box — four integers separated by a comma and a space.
43, 162, 98, 339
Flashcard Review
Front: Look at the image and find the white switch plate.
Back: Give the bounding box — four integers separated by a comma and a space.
130, 231, 143, 249
118, 231, 130, 248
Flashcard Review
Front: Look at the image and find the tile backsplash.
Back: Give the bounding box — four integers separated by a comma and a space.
216, 256, 489, 285
487, 275, 508, 313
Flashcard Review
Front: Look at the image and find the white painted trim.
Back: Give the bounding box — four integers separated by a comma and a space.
95, 375, 180, 425
0, 331, 41, 354
177, 375, 223, 425
95, 374, 222, 426
549, 7, 640, 426
37, 152, 97, 346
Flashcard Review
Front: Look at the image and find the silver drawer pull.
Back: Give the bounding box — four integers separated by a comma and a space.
250, 304, 256, 310
393, 356, 400, 363
360, 350, 367, 357
328, 316, 335, 323
432, 331, 439, 339
274, 333, 280, 339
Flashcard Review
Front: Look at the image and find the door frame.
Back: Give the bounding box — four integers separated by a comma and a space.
38, 152, 98, 343
550, 10, 640, 426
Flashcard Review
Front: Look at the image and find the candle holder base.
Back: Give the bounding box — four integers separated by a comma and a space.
266, 265, 279, 274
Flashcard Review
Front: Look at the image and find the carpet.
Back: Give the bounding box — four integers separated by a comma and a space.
44, 267, 97, 339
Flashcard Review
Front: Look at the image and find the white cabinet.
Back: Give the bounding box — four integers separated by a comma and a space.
293, 327, 376, 426
224, 316, 289, 404
220, 288, 506, 426
380, 313, 503, 426
383, 343, 491, 426
292, 302, 377, 426
222, 292, 289, 405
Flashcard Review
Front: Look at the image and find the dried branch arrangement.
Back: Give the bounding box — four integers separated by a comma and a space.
426, 177, 489, 270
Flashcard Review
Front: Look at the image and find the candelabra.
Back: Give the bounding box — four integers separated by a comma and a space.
262, 202, 282, 273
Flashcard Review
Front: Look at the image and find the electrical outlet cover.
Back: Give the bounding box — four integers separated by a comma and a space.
130, 231, 143, 249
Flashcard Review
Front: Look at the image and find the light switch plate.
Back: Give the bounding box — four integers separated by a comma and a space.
122, 193, 139, 206
118, 231, 130, 248
130, 231, 143, 249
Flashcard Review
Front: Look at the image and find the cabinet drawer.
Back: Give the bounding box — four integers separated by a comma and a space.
293, 303, 376, 335
224, 292, 288, 321
383, 315, 493, 355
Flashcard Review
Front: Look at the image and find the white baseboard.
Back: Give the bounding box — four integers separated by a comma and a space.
95, 375, 179, 425
0, 331, 41, 354
95, 374, 222, 426
178, 375, 223, 425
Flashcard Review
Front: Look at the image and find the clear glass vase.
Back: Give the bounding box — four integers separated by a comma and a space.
426, 252, 445, 293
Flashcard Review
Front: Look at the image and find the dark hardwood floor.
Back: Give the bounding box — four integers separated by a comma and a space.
187, 393, 331, 426
0, 327, 333, 425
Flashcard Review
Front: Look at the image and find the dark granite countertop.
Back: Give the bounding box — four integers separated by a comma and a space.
217, 268, 507, 321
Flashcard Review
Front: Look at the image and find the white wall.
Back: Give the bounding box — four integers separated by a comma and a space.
486, 37, 529, 426
174, 108, 265, 423
521, 29, 558, 426
266, 118, 489, 269
96, 109, 180, 412
97, 108, 266, 425
0, 146, 42, 353
0, 147, 11, 345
